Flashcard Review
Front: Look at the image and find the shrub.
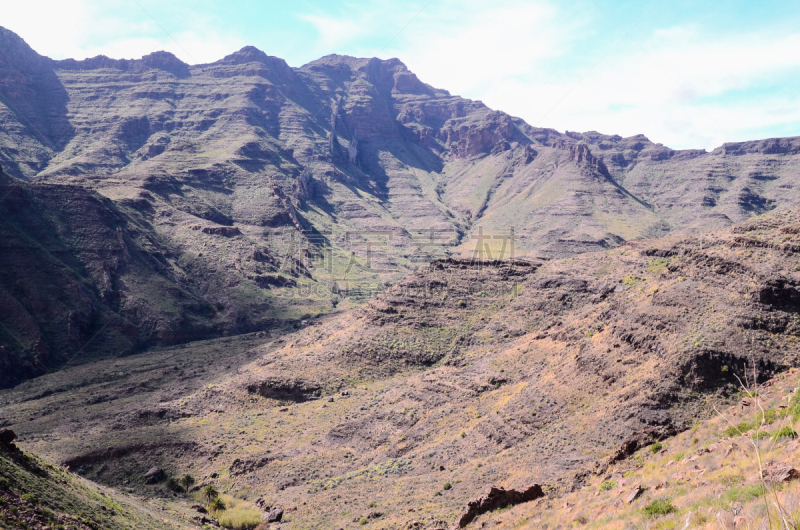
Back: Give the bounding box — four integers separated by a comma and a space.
202, 485, 219, 504
599, 480, 617, 492
0, 478, 8, 490
753, 430, 771, 440
722, 484, 765, 504
216, 506, 262, 530
443, 482, 452, 490
180, 474, 195, 492
791, 385, 800, 420
650, 442, 663, 453
368, 502, 377, 508
642, 498, 676, 517
165, 477, 183, 492
772, 426, 798, 440
724, 420, 757, 437
359, 517, 368, 525
20, 493, 37, 505
209, 497, 226, 513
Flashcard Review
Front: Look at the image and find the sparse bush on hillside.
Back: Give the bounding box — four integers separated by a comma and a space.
771, 426, 797, 440
0, 477, 9, 490
642, 498, 676, 517
650, 442, 663, 453
165, 477, 182, 492
210, 497, 226, 513
790, 385, 800, 420
180, 474, 195, 492
202, 484, 219, 504
599, 480, 617, 492
20, 493, 37, 504
722, 483, 765, 504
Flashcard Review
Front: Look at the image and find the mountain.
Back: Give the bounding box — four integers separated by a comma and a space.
2, 205, 799, 528
2, 26, 800, 387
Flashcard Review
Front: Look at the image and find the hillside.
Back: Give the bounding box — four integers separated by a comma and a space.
2, 206, 799, 528
467, 367, 800, 529
3, 25, 800, 385
0, 431, 196, 529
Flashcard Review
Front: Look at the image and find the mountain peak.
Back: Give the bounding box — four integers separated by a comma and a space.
0, 26, 48, 70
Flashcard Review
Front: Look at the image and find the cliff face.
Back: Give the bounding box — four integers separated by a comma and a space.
1, 25, 800, 386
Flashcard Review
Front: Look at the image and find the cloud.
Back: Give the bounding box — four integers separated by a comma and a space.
2, 0, 243, 64
483, 27, 800, 149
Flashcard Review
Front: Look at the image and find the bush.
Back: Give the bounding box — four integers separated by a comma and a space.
443, 482, 452, 490
210, 497, 226, 513
216, 506, 262, 530
791, 385, 800, 420
0, 478, 8, 490
722, 484, 765, 504
724, 410, 779, 437
599, 480, 617, 492
20, 493, 37, 505
359, 517, 368, 525
180, 474, 195, 492
724, 420, 758, 437
202, 485, 219, 504
650, 442, 663, 453
642, 498, 676, 517
165, 477, 183, 492
772, 426, 798, 440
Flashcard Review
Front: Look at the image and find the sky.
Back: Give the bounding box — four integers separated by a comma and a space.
3, 0, 800, 150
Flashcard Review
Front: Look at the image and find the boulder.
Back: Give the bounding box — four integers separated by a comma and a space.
191, 504, 207, 514
624, 485, 643, 504
144, 467, 166, 484
454, 484, 544, 528
763, 461, 800, 483
263, 507, 283, 523
0, 429, 16, 445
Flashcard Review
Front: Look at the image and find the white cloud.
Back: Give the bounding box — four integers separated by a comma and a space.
1, 0, 243, 64
386, 0, 574, 96
483, 28, 800, 149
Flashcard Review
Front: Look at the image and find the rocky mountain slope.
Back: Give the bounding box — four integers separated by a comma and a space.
2, 25, 800, 386
0, 429, 196, 529
2, 206, 799, 528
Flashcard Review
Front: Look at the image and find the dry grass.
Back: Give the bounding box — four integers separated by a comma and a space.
212, 495, 263, 530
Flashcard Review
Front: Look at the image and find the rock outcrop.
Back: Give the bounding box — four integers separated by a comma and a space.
454, 484, 544, 528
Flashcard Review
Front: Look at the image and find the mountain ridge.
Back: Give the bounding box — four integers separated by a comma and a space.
1, 24, 800, 388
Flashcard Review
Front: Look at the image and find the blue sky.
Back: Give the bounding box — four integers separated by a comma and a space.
5, 0, 800, 150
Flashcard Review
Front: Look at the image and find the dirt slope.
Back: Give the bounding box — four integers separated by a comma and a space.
2, 207, 799, 528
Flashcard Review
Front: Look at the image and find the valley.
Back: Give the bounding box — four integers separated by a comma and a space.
1, 23, 800, 530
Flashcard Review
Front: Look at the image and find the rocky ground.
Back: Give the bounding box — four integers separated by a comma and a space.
2, 206, 799, 528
